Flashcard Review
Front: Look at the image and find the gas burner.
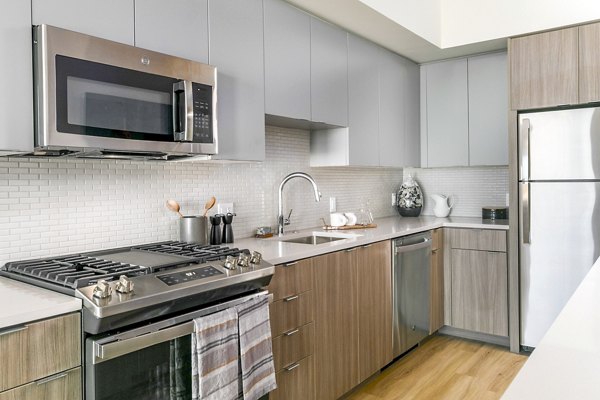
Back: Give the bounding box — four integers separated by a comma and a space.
132, 241, 248, 263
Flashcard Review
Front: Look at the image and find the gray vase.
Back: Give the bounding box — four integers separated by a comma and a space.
396, 174, 423, 217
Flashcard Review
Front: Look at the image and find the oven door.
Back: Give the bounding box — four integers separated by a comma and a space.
34, 24, 217, 156
85, 291, 267, 400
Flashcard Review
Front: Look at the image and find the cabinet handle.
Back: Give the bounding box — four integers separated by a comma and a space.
284, 295, 299, 302
283, 262, 298, 267
285, 328, 299, 336
284, 362, 300, 371
361, 244, 373, 248
0, 325, 28, 337
36, 372, 67, 386
344, 248, 356, 253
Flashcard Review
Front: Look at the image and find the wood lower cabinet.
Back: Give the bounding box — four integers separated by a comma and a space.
357, 241, 393, 382
314, 249, 359, 400
0, 313, 81, 393
429, 229, 444, 334
269, 355, 315, 400
0, 367, 81, 400
446, 228, 509, 338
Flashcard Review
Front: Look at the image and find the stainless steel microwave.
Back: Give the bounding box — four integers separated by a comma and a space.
33, 24, 217, 161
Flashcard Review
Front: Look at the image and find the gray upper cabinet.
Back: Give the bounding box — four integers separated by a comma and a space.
379, 48, 406, 168
348, 34, 380, 167
403, 58, 420, 167
264, 0, 311, 120
422, 58, 469, 168
468, 52, 508, 166
32, 0, 134, 45
0, 0, 33, 154
209, 0, 265, 161
311, 18, 348, 127
134, 0, 208, 63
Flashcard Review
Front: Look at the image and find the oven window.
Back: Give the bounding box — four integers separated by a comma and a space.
91, 336, 192, 400
55, 55, 178, 141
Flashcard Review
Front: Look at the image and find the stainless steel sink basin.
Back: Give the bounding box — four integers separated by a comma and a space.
279, 232, 361, 245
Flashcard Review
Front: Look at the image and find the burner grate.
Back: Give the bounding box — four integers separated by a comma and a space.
132, 241, 247, 264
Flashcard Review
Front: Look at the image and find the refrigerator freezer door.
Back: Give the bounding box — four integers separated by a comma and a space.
519, 107, 600, 181
519, 181, 600, 347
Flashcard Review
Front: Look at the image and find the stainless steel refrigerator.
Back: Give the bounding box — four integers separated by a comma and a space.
519, 106, 600, 348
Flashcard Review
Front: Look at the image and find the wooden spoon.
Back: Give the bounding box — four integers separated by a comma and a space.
203, 196, 217, 217
166, 199, 183, 218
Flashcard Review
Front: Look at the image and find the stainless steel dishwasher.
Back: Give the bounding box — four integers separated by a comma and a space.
392, 231, 432, 358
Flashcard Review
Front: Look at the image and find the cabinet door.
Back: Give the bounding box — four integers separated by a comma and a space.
0, 0, 33, 153
32, 0, 134, 44
579, 22, 600, 104
134, 0, 208, 63
423, 59, 469, 167
0, 367, 81, 400
468, 52, 508, 166
348, 34, 380, 167
403, 58, 421, 168
264, 0, 311, 120
430, 229, 444, 333
0, 313, 80, 392
451, 249, 508, 336
209, 0, 265, 161
357, 241, 392, 382
311, 18, 348, 127
378, 48, 405, 168
314, 250, 359, 400
509, 28, 578, 110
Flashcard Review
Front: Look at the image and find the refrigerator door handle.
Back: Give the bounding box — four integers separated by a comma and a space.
520, 118, 531, 181
522, 182, 531, 244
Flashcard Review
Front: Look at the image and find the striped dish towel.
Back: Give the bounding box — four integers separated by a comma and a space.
236, 296, 277, 400
192, 308, 241, 400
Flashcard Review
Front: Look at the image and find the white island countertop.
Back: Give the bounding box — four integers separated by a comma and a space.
233, 215, 508, 265
0, 277, 82, 330
502, 256, 600, 399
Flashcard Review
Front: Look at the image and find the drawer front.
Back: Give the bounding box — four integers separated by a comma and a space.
0, 367, 81, 400
268, 258, 314, 301
432, 228, 442, 251
272, 322, 314, 372
0, 313, 81, 392
450, 228, 506, 252
270, 290, 314, 337
269, 355, 315, 400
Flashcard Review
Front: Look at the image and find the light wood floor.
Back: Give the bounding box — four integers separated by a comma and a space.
346, 335, 528, 400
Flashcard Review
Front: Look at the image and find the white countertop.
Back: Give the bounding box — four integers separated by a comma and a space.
502, 256, 600, 399
233, 215, 508, 265
0, 277, 82, 330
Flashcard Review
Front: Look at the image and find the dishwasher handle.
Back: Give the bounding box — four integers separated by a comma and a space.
394, 238, 431, 254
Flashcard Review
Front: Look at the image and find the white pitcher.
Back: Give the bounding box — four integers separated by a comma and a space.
431, 194, 455, 218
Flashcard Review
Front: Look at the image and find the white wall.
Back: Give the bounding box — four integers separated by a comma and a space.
442, 0, 600, 48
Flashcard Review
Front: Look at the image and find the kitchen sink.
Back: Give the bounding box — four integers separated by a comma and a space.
279, 232, 361, 245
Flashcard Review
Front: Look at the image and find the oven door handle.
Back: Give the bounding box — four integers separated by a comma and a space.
94, 322, 193, 363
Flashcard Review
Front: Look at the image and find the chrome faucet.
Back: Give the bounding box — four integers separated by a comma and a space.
278, 172, 321, 236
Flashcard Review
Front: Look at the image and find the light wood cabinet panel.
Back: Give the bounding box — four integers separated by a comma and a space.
0, 313, 80, 392
0, 367, 81, 400
430, 229, 444, 334
270, 355, 315, 400
509, 28, 578, 110
314, 250, 359, 400
579, 22, 600, 103
450, 228, 507, 252
272, 322, 314, 372
267, 258, 313, 302
270, 290, 313, 337
357, 241, 393, 382
451, 249, 508, 336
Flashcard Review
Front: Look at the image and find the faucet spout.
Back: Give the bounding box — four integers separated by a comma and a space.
278, 172, 321, 236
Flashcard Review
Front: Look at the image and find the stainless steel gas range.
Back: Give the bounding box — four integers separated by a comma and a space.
1, 241, 274, 400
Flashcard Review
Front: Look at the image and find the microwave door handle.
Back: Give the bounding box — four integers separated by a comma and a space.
172, 80, 194, 142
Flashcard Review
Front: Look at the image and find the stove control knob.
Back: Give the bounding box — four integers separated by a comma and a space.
115, 275, 134, 294
223, 255, 237, 270
237, 253, 250, 268
93, 280, 112, 299
249, 251, 262, 265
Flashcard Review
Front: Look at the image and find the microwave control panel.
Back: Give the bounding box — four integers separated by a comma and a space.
192, 83, 213, 143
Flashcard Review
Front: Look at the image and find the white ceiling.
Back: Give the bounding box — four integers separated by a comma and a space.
286, 0, 600, 63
